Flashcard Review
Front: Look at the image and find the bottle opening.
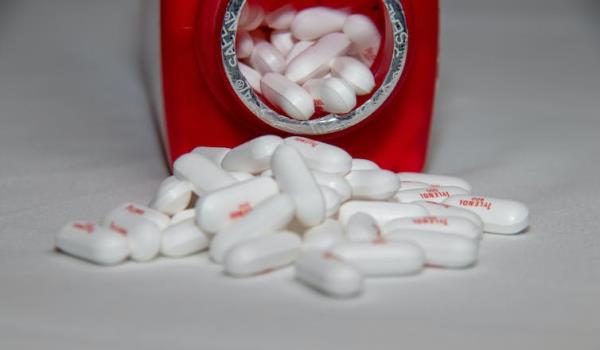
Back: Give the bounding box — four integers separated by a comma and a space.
221, 0, 408, 135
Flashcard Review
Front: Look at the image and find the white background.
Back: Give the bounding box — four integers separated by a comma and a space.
0, 0, 599, 349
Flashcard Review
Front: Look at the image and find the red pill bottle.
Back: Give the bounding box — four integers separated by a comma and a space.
160, 0, 439, 171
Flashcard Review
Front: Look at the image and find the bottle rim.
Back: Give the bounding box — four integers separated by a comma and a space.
221, 0, 409, 135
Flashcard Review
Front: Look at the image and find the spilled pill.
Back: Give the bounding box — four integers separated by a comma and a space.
295, 250, 363, 298
302, 219, 345, 251
444, 195, 529, 234
55, 221, 129, 265
195, 176, 279, 233
161, 219, 209, 258
331, 241, 425, 277
224, 231, 301, 277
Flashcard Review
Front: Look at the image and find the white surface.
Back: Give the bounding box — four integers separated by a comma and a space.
0, 0, 599, 349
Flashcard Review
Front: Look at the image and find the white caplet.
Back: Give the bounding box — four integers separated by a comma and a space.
303, 77, 356, 114
160, 219, 209, 258
270, 30, 295, 56
383, 216, 483, 241
330, 56, 375, 95
271, 144, 325, 227
265, 5, 297, 30
55, 221, 129, 265
291, 7, 347, 40
399, 181, 430, 191
221, 135, 283, 173
338, 201, 428, 226
351, 158, 380, 171
286, 41, 314, 64
236, 31, 254, 59
209, 194, 295, 263
331, 241, 425, 276
397, 173, 472, 192
295, 250, 363, 298
250, 42, 287, 75
346, 169, 400, 200
320, 186, 341, 217
173, 153, 236, 195
224, 231, 301, 277
191, 146, 230, 166
444, 195, 529, 234
311, 171, 352, 203
394, 186, 470, 203
103, 202, 170, 231
416, 201, 484, 230
302, 219, 345, 251
238, 3, 265, 31
149, 176, 193, 215
387, 229, 479, 269
342, 14, 381, 67
260, 73, 315, 120
103, 207, 161, 262
286, 32, 351, 84
284, 136, 352, 176
239, 62, 262, 93
170, 209, 196, 226
345, 212, 382, 242
195, 176, 279, 233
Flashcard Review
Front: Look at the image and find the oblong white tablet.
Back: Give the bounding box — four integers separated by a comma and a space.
399, 181, 430, 191
260, 73, 315, 120
55, 221, 129, 265
345, 212, 382, 242
397, 173, 472, 192
210, 193, 295, 263
394, 186, 470, 203
229, 171, 254, 182
284, 136, 352, 175
320, 185, 341, 217
239, 62, 262, 93
286, 32, 351, 84
417, 201, 484, 230
265, 5, 296, 30
291, 7, 347, 41
444, 195, 529, 234
351, 158, 380, 171
338, 201, 428, 226
103, 202, 170, 231
383, 216, 483, 241
238, 3, 265, 31
271, 144, 325, 227
303, 77, 356, 114
191, 146, 230, 165
270, 30, 295, 56
149, 176, 193, 215
311, 171, 352, 203
173, 153, 236, 195
330, 56, 375, 95
160, 219, 209, 258
195, 176, 279, 233
286, 40, 314, 64
224, 231, 301, 277
302, 219, 345, 251
236, 31, 254, 59
295, 250, 363, 298
331, 241, 424, 276
104, 209, 161, 262
342, 14, 381, 67
170, 209, 196, 226
346, 169, 400, 200
249, 42, 286, 75
221, 135, 283, 173
387, 229, 479, 268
